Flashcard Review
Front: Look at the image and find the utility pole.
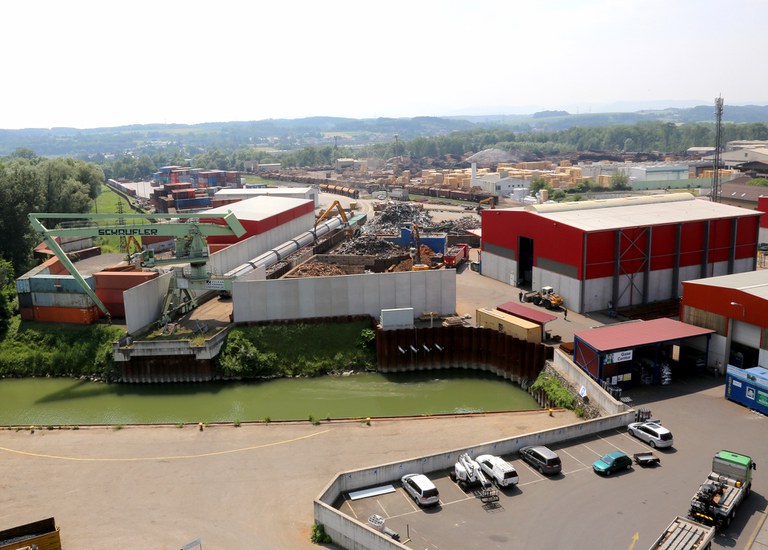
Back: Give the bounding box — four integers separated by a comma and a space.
710, 96, 724, 202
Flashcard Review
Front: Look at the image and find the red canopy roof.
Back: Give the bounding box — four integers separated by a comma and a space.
497, 301, 557, 325
574, 318, 714, 352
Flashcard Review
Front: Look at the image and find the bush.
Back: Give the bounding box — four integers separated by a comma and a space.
0, 318, 123, 379
215, 321, 376, 379
310, 523, 332, 544
530, 372, 575, 409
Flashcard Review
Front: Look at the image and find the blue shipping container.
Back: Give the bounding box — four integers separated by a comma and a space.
32, 292, 96, 309
29, 275, 96, 293
725, 365, 768, 415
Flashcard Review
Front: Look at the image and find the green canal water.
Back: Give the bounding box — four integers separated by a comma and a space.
0, 370, 539, 425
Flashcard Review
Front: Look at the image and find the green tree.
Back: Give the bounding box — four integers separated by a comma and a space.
610, 172, 631, 191
0, 259, 15, 332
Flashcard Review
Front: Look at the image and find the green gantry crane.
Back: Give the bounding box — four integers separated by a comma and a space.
28, 211, 247, 323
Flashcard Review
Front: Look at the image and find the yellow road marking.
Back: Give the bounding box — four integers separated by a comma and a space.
744, 509, 767, 550
0, 429, 331, 462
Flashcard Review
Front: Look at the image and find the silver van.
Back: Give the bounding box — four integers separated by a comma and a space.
519, 445, 562, 475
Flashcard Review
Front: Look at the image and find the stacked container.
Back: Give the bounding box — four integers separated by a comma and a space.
93, 270, 159, 318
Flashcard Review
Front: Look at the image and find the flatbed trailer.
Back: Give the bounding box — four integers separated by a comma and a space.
649, 516, 715, 550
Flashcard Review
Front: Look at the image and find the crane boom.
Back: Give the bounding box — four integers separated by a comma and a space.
28, 211, 247, 320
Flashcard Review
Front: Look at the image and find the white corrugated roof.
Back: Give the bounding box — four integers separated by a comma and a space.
202, 196, 311, 221
215, 187, 312, 196
498, 194, 760, 231
684, 270, 768, 300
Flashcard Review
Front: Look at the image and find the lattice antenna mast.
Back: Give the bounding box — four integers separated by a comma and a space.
710, 96, 724, 202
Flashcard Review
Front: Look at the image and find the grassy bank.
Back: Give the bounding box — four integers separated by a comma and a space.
0, 317, 124, 380
0, 317, 377, 382
216, 321, 376, 378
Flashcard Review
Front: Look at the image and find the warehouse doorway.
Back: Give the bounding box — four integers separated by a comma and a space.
518, 236, 534, 288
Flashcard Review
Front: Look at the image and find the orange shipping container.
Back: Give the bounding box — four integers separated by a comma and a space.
33, 306, 100, 324
94, 271, 158, 290
20, 307, 35, 321
95, 288, 126, 304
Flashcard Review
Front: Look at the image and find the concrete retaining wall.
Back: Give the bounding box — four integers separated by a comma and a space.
232, 270, 456, 323
551, 348, 626, 414
315, 410, 634, 549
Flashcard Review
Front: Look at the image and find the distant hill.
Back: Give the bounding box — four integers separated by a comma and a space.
0, 105, 766, 157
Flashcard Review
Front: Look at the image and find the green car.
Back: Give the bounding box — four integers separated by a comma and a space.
592, 451, 632, 476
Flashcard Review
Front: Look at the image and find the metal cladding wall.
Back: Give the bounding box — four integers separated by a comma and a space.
481, 207, 761, 313
376, 325, 549, 381
124, 272, 173, 335
482, 210, 583, 275
205, 200, 314, 245
208, 213, 314, 275
232, 270, 455, 322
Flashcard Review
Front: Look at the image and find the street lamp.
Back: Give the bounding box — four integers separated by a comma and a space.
729, 301, 746, 317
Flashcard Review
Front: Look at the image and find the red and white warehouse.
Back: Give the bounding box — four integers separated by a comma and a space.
480, 194, 762, 313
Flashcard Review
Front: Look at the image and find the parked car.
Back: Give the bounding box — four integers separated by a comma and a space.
627, 421, 673, 448
519, 445, 562, 475
475, 454, 519, 488
593, 451, 633, 476
401, 473, 440, 507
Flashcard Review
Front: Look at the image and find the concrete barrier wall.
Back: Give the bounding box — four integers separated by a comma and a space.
208, 213, 314, 275
551, 348, 626, 414
315, 500, 408, 550
233, 270, 456, 323
124, 272, 173, 335
315, 410, 635, 549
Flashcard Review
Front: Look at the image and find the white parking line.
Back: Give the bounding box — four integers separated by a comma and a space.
598, 434, 627, 452
519, 461, 544, 480
400, 489, 419, 512
377, 499, 390, 518
561, 448, 588, 467
343, 497, 358, 520
582, 443, 604, 457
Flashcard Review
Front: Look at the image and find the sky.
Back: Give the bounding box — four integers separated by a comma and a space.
3, 0, 767, 130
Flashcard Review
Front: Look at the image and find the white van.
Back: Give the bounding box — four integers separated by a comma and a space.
401, 473, 440, 507
475, 454, 519, 487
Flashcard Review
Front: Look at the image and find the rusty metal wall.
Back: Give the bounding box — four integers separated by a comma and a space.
376, 326, 551, 381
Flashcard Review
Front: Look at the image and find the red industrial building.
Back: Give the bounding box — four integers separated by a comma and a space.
681, 270, 768, 372
202, 196, 315, 246
480, 194, 762, 313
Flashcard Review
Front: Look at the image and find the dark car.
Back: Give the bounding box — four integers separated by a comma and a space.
592, 451, 633, 476
519, 445, 562, 475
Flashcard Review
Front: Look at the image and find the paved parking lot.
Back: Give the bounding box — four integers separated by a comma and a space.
337, 376, 768, 549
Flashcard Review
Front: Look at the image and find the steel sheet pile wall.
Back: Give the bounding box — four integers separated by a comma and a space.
376, 325, 550, 381
208, 213, 313, 275
232, 270, 455, 323
124, 272, 173, 335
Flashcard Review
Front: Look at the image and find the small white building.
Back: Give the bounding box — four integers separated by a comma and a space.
214, 186, 319, 207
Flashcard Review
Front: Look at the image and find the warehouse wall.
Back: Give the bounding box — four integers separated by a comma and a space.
232, 270, 455, 322
208, 213, 313, 275
124, 272, 173, 334
486, 249, 754, 313
480, 251, 517, 286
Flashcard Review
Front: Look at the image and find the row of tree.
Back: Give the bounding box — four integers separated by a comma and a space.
94, 120, 768, 178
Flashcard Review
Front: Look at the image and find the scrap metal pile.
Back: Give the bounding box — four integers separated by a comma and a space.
335, 235, 405, 257
363, 202, 432, 234
288, 261, 345, 278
